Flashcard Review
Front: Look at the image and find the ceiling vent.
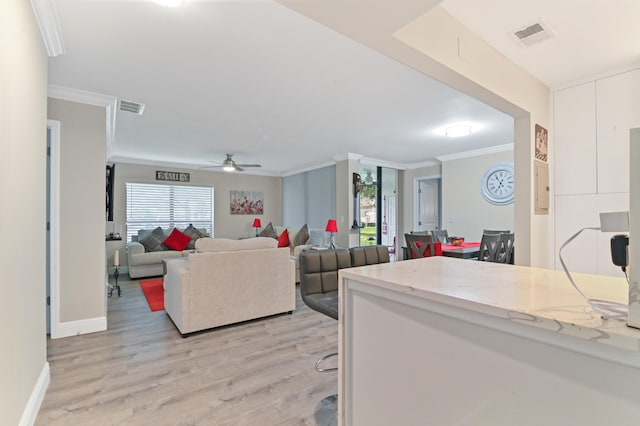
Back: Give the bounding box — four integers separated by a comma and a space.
511, 19, 555, 47
119, 99, 145, 115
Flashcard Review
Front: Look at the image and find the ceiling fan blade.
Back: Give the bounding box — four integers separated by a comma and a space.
235, 164, 261, 168
199, 165, 224, 169
235, 166, 245, 172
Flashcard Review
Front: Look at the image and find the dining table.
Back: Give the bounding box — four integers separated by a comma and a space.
402, 241, 481, 260
440, 242, 481, 259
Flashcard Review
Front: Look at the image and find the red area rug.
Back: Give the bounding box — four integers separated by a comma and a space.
139, 279, 164, 311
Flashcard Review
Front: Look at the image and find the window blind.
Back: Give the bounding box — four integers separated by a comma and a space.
125, 182, 214, 242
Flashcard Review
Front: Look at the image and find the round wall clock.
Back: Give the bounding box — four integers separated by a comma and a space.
480, 162, 514, 206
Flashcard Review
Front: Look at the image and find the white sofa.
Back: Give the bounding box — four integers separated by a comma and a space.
163, 237, 296, 335
127, 227, 208, 279
273, 225, 329, 282
128, 243, 188, 279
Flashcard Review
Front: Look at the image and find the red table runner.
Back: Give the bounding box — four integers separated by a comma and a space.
410, 241, 480, 258
441, 242, 480, 250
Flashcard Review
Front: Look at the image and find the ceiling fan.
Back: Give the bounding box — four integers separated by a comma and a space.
203, 154, 262, 172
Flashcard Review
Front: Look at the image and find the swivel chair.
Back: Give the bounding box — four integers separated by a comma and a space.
299, 246, 389, 425
299, 248, 350, 426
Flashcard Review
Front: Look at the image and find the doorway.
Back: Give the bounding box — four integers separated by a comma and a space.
47, 120, 61, 338
415, 177, 441, 232
358, 165, 398, 256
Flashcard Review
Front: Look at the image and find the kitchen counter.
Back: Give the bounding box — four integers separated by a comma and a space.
338, 257, 640, 425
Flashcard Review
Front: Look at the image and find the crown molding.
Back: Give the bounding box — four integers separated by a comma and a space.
360, 156, 407, 171
405, 160, 441, 169
48, 85, 116, 107
30, 0, 65, 57
436, 143, 513, 162
48, 85, 117, 145
281, 160, 337, 177
110, 156, 281, 177
551, 63, 640, 92
332, 152, 364, 162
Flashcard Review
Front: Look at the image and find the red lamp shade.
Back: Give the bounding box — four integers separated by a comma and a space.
252, 218, 262, 228
325, 219, 338, 233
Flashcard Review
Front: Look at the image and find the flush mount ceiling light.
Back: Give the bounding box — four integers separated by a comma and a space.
155, 0, 183, 7
445, 124, 473, 138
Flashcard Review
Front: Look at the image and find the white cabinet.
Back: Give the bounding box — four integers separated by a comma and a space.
553, 68, 640, 274
596, 68, 640, 194
553, 82, 597, 195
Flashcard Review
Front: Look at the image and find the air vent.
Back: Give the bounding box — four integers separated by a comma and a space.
119, 99, 145, 115
511, 19, 555, 47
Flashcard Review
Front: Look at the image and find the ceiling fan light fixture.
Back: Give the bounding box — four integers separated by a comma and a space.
222, 165, 235, 172
445, 124, 473, 138
364, 171, 374, 184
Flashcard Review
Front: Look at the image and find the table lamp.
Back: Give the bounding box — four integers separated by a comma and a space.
326, 219, 338, 249
252, 218, 262, 237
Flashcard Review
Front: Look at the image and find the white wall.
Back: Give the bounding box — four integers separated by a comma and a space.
553, 67, 640, 276
441, 151, 515, 242
0, 1, 48, 424
48, 98, 107, 325
111, 162, 282, 268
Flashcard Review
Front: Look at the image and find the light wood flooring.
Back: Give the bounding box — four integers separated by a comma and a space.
36, 275, 337, 425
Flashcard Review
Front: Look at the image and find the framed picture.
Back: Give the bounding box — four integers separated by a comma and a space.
230, 191, 264, 215
535, 124, 548, 162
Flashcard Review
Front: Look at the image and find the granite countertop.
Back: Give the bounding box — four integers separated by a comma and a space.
340, 256, 640, 352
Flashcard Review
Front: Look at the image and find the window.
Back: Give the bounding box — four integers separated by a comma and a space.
125, 182, 214, 242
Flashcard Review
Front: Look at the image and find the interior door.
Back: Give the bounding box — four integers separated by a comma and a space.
417, 179, 440, 232
46, 128, 51, 335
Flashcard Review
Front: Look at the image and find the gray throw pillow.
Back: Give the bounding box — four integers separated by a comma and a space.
293, 224, 309, 247
139, 227, 168, 252
183, 224, 208, 250
259, 222, 278, 239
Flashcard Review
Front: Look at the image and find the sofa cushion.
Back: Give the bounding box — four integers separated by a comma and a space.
259, 222, 277, 239
163, 228, 191, 251
277, 229, 290, 248
308, 228, 327, 247
129, 249, 181, 266
139, 227, 169, 252
293, 224, 309, 247
196, 237, 277, 253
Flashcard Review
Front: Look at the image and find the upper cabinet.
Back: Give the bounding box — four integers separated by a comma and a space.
596, 68, 640, 194
553, 82, 597, 195
553, 68, 640, 196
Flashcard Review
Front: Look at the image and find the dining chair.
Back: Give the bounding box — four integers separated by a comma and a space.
483, 229, 510, 235
477, 233, 502, 262
496, 233, 515, 264
404, 233, 436, 258
431, 229, 449, 244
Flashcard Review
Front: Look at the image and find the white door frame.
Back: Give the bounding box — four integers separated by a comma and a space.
47, 120, 61, 339
413, 174, 441, 231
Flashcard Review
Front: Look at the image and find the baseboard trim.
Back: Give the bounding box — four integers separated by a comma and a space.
19, 362, 50, 426
55, 316, 107, 338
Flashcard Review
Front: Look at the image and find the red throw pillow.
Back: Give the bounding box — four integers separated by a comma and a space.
163, 228, 191, 251
277, 229, 290, 248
